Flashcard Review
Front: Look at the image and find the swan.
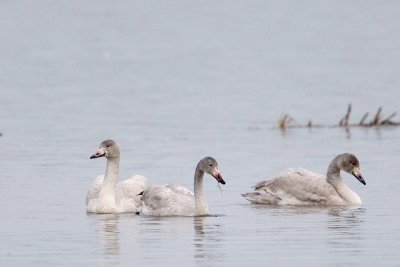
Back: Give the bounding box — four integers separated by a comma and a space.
138, 157, 226, 216
242, 153, 366, 206
86, 139, 149, 214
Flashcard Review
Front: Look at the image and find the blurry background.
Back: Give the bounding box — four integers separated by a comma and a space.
0, 1, 399, 266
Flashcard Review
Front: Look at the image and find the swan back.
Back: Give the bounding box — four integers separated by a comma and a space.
243, 168, 340, 205
139, 184, 195, 216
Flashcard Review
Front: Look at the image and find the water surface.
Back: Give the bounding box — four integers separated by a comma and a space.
1, 1, 399, 266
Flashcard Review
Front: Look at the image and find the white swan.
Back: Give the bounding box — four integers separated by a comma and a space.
138, 157, 226, 216
242, 153, 366, 206
86, 140, 148, 214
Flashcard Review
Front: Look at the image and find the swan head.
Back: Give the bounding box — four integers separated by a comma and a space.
198, 157, 226, 185
90, 139, 120, 160
337, 153, 366, 185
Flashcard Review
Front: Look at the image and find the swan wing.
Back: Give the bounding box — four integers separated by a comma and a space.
116, 175, 149, 212
243, 168, 337, 205
140, 184, 195, 216
86, 175, 104, 205
165, 184, 194, 197
117, 175, 149, 198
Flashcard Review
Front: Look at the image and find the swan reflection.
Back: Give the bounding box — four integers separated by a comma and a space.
193, 216, 224, 263
327, 207, 366, 252
89, 214, 120, 258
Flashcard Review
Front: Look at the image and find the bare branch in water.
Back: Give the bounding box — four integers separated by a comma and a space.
339, 103, 352, 127
278, 114, 294, 129
371, 107, 382, 126
277, 105, 399, 130
359, 113, 369, 126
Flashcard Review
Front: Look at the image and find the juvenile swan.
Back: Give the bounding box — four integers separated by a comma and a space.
86, 140, 148, 213
242, 153, 366, 206
139, 157, 226, 216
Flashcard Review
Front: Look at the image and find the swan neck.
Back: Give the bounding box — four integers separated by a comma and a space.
326, 158, 360, 204
326, 161, 341, 186
194, 168, 208, 216
102, 157, 120, 193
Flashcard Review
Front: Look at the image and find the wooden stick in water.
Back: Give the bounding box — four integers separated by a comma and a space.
371, 107, 382, 125
339, 104, 352, 127
381, 112, 396, 125
359, 112, 369, 126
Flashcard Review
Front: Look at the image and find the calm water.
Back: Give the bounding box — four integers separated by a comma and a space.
1, 1, 400, 266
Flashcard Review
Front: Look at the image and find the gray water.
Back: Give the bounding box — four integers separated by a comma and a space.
1, 1, 400, 266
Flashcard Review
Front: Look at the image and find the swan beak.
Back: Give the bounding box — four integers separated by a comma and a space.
212, 170, 226, 185
352, 167, 366, 185
90, 148, 106, 159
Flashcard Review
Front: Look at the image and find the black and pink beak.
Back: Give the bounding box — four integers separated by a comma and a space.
352, 167, 366, 185
212, 170, 226, 185
90, 148, 106, 159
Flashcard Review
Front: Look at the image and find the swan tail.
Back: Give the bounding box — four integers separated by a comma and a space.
242, 191, 280, 205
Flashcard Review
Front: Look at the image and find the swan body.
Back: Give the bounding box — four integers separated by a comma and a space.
139, 157, 226, 216
86, 140, 148, 214
242, 153, 366, 206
